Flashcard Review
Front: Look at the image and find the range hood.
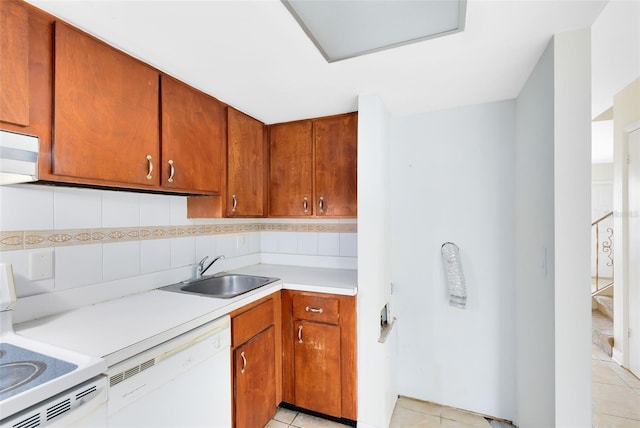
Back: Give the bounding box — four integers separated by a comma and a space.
0, 130, 39, 185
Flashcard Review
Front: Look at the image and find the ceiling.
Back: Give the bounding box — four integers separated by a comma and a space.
26, 0, 607, 125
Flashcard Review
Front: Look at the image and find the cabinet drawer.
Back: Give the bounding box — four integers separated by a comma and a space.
292, 294, 339, 324
232, 299, 274, 347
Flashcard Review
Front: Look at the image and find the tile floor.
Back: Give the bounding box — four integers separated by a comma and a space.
265, 402, 509, 428
592, 344, 640, 427
265, 407, 352, 428
265, 346, 640, 428
388, 398, 508, 428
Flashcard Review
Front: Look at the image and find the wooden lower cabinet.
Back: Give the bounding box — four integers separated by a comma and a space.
234, 326, 276, 428
230, 293, 281, 428
282, 290, 357, 421
294, 320, 342, 416
230, 289, 356, 426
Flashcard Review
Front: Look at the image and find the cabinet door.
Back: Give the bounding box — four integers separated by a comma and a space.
294, 320, 341, 417
161, 76, 225, 193
0, 0, 29, 126
234, 326, 276, 428
269, 121, 313, 216
314, 113, 357, 217
227, 107, 266, 216
53, 22, 159, 186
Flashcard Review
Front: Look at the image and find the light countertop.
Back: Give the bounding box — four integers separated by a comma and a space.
15, 264, 357, 367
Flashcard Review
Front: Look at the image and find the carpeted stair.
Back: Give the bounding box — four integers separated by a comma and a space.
592, 294, 614, 357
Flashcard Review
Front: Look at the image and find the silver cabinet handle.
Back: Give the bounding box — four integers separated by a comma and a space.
167, 159, 175, 182
298, 325, 303, 343
146, 155, 153, 180
231, 194, 237, 212
305, 306, 323, 314
240, 351, 246, 374
318, 196, 324, 214
303, 196, 308, 213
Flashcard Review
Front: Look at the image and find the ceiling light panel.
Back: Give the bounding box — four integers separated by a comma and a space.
283, 0, 467, 62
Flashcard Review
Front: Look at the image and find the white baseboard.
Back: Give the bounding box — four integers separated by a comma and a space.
612, 347, 624, 365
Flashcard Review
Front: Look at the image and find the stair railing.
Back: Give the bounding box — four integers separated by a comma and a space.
592, 211, 614, 295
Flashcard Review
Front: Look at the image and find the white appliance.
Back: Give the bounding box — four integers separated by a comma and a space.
1, 375, 108, 428
0, 263, 107, 427
106, 315, 231, 428
0, 130, 39, 185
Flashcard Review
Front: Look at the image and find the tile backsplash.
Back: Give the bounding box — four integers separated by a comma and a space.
0, 184, 357, 322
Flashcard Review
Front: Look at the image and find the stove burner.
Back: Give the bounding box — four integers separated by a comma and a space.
1, 360, 47, 394
0, 343, 77, 402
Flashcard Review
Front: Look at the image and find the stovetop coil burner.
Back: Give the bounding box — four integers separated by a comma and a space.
0, 343, 77, 401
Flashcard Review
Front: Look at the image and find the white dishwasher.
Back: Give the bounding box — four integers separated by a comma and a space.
106, 315, 231, 428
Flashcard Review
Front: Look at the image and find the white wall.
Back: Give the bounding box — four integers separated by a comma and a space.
552, 28, 592, 428
592, 162, 614, 219
514, 39, 556, 428
390, 101, 516, 420
591, 0, 640, 118
356, 95, 398, 428
514, 28, 593, 428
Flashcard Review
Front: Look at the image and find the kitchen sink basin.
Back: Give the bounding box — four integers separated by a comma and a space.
160, 274, 279, 299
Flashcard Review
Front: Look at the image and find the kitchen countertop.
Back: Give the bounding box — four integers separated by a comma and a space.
15, 264, 357, 367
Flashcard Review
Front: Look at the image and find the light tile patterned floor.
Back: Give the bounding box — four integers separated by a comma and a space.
265, 407, 351, 428
266, 346, 640, 428
265, 402, 507, 428
389, 398, 503, 428
592, 344, 640, 427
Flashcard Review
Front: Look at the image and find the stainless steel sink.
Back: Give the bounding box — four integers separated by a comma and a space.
160, 274, 279, 299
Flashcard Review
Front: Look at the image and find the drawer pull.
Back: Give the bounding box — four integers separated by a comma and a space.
305, 306, 323, 314
240, 351, 247, 374
231, 194, 237, 212
146, 155, 153, 180
167, 159, 175, 182
298, 325, 303, 343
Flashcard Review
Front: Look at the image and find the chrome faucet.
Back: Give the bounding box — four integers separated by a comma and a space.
197, 255, 225, 278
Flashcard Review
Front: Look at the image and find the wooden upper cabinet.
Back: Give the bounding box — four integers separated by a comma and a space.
314, 113, 357, 217
161, 76, 225, 194
0, 0, 30, 127
268, 112, 357, 217
227, 107, 266, 216
52, 22, 160, 186
268, 120, 313, 217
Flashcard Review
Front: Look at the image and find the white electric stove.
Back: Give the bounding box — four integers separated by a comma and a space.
0, 263, 107, 426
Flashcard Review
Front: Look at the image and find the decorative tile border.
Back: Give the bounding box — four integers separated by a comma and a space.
0, 222, 357, 252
